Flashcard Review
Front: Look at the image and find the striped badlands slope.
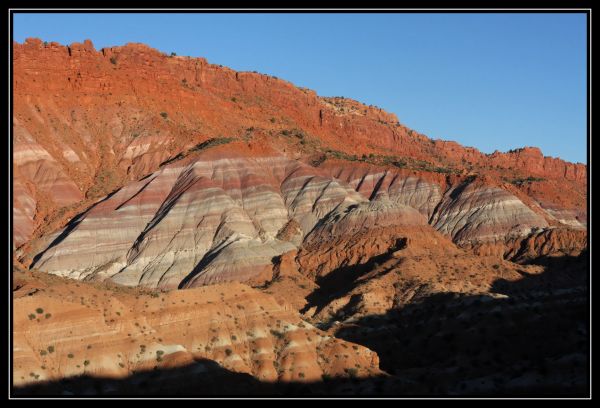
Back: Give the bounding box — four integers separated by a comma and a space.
31, 149, 563, 289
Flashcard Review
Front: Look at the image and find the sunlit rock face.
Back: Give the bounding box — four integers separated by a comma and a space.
430, 181, 549, 245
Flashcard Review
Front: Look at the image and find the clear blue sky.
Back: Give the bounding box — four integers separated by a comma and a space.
13, 12, 587, 163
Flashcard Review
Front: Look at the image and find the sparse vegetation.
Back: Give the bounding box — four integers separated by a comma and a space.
344, 367, 359, 378
505, 176, 546, 186
270, 329, 284, 339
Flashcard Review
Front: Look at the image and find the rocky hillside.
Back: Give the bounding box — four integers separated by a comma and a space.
13, 38, 586, 253
12, 38, 588, 396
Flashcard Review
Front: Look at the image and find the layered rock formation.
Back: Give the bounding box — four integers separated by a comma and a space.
12, 38, 589, 396
13, 271, 380, 389
28, 144, 585, 289
13, 38, 586, 253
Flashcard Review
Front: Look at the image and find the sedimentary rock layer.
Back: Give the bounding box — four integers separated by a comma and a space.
12, 38, 586, 249
31, 148, 585, 289
13, 274, 380, 388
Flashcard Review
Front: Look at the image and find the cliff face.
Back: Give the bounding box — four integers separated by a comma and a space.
13, 38, 586, 251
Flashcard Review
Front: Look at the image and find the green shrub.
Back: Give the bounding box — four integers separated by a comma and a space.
160, 112, 168, 119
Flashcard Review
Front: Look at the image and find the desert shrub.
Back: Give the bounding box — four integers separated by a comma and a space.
345, 368, 358, 378
270, 329, 284, 339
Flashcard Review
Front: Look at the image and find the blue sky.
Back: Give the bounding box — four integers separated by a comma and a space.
13, 12, 587, 163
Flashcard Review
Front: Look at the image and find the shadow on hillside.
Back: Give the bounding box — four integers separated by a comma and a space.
301, 238, 407, 316
333, 251, 589, 396
13, 357, 401, 397
14, 253, 589, 397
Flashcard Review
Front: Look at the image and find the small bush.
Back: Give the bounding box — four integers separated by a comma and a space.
47, 346, 55, 353
109, 57, 117, 65
160, 112, 168, 119
83, 360, 90, 366
67, 353, 74, 359
270, 329, 284, 339
36, 308, 44, 314
345, 367, 359, 378
225, 348, 233, 356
